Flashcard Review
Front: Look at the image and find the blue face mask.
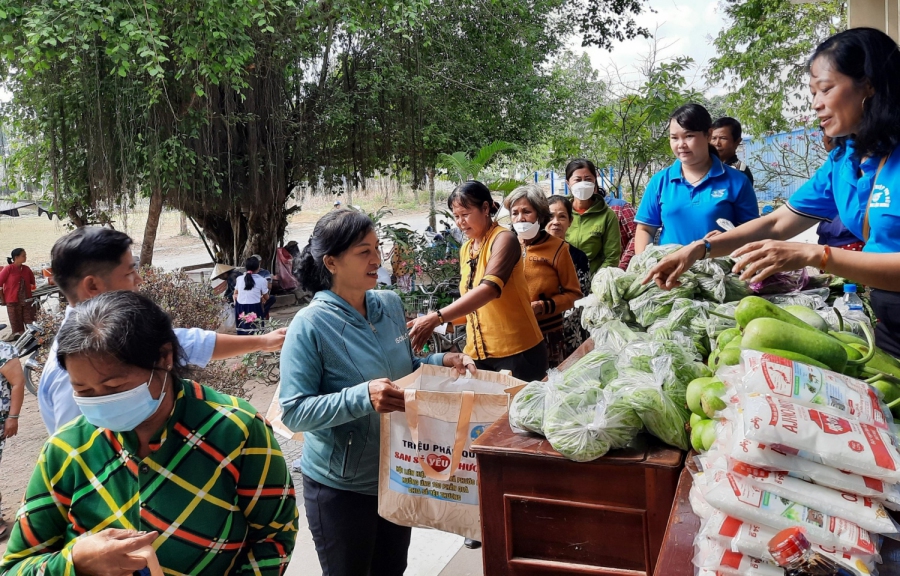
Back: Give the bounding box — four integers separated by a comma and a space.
74, 370, 168, 432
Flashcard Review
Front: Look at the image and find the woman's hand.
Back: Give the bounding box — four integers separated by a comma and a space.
731, 240, 820, 284
71, 529, 159, 576
443, 353, 477, 377
4, 417, 18, 438
260, 328, 288, 352
406, 313, 440, 352
368, 378, 406, 413
530, 301, 544, 315
643, 242, 705, 289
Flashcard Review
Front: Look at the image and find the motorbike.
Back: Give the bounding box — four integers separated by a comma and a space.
14, 323, 43, 396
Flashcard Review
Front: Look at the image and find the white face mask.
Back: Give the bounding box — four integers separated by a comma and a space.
513, 220, 540, 240
571, 181, 595, 201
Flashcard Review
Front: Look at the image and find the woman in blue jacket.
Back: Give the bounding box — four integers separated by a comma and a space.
280, 209, 475, 576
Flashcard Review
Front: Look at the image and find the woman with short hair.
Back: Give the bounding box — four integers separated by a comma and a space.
407, 181, 549, 382
635, 103, 759, 253
0, 290, 298, 574
646, 28, 900, 357
280, 209, 475, 575
505, 185, 582, 367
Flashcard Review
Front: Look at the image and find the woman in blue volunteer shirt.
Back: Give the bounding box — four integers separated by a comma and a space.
634, 103, 759, 253
645, 28, 900, 357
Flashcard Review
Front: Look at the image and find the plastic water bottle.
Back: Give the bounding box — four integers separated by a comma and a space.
843, 284, 864, 312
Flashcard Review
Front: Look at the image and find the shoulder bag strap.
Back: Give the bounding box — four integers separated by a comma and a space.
863, 153, 891, 242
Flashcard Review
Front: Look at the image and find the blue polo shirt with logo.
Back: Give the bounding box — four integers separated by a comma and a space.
788, 140, 900, 254
635, 156, 759, 246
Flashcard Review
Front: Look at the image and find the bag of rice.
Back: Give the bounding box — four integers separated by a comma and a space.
737, 393, 900, 483
735, 351, 892, 430
726, 458, 899, 536
693, 536, 784, 576
701, 511, 876, 576
716, 419, 900, 509
700, 468, 878, 556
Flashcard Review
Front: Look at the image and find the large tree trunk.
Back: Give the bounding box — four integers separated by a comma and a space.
140, 187, 164, 267
427, 166, 436, 229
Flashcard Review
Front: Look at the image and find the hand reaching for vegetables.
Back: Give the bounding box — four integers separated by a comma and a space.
730, 240, 820, 284
368, 378, 406, 413
643, 242, 706, 290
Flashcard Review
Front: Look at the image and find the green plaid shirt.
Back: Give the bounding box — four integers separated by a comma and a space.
0, 379, 298, 575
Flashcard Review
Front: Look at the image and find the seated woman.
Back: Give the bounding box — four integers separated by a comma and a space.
635, 103, 759, 253
505, 185, 582, 367
279, 209, 475, 574
0, 290, 298, 575
407, 181, 548, 382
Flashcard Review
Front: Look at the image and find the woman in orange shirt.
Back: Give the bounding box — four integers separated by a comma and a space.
504, 185, 582, 367
407, 181, 547, 381
0, 249, 36, 341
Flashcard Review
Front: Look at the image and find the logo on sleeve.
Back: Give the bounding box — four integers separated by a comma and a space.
871, 184, 891, 208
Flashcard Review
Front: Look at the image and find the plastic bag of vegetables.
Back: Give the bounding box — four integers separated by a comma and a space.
762, 288, 830, 310
589, 319, 645, 352
561, 346, 620, 389
690, 257, 733, 277
542, 386, 643, 462
508, 379, 552, 434
626, 244, 683, 276
590, 267, 629, 310
628, 275, 698, 327
697, 272, 753, 303
577, 294, 628, 329
705, 302, 738, 339
608, 356, 691, 451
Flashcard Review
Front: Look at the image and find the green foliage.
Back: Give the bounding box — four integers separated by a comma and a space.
708, 0, 845, 135
588, 55, 700, 203
437, 141, 519, 184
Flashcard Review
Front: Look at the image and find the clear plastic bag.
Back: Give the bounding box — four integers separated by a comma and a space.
590, 267, 630, 313
691, 257, 734, 277
588, 319, 645, 353
817, 306, 873, 337
561, 347, 619, 389
607, 355, 691, 451
706, 302, 739, 339
542, 386, 642, 462
509, 379, 552, 435
625, 243, 683, 275
627, 275, 698, 327
699, 272, 753, 303
576, 294, 631, 328
761, 288, 830, 309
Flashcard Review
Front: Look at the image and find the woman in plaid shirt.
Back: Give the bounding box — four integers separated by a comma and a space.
0, 291, 298, 575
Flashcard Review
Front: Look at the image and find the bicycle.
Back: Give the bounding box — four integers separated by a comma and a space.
399, 278, 467, 355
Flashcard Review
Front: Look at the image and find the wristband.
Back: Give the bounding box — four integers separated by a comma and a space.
434, 309, 445, 323
7, 415, 18, 419
820, 245, 832, 270
701, 239, 712, 260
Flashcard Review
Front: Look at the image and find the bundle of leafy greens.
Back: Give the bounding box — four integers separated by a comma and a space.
626, 244, 683, 276
561, 347, 619, 389
542, 386, 643, 462
628, 275, 698, 327
508, 380, 551, 434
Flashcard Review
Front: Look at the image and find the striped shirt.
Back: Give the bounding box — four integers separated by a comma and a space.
0, 379, 298, 575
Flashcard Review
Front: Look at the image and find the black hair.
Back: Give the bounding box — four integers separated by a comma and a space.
669, 103, 719, 160
298, 209, 375, 294
446, 181, 500, 215
56, 290, 186, 382
244, 257, 260, 291
6, 248, 24, 265
548, 195, 573, 220
51, 227, 134, 300
711, 117, 743, 142
810, 28, 900, 158
564, 158, 607, 196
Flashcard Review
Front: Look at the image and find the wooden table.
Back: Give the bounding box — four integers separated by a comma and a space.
470, 338, 685, 575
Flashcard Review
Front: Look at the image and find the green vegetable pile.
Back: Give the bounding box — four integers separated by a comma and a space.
508, 381, 550, 434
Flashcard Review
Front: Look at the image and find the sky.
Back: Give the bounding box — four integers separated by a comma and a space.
574, 0, 729, 93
